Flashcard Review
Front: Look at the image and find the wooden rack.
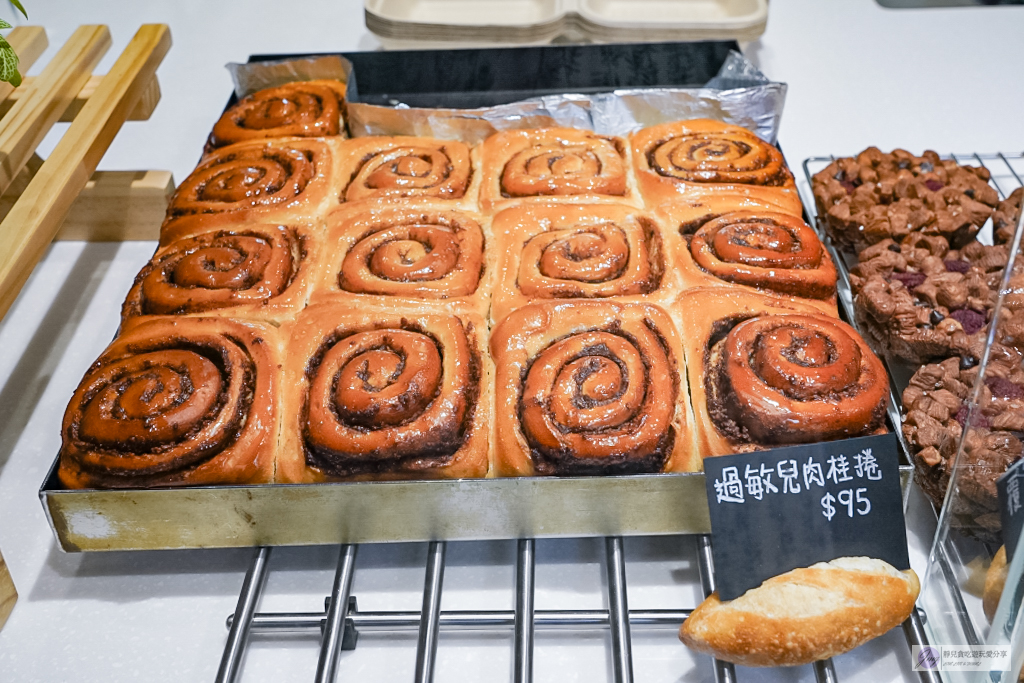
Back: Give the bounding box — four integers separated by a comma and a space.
0, 22, 171, 631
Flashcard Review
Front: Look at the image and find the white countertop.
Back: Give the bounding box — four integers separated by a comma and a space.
0, 0, 1022, 681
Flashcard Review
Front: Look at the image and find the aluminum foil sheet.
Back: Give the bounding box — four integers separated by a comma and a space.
227, 50, 786, 144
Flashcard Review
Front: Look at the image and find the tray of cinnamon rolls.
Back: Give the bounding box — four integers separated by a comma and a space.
40, 67, 911, 552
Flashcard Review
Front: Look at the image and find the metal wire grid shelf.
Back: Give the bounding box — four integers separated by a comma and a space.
213, 536, 938, 683
801, 150, 1024, 674
206, 151, 1024, 683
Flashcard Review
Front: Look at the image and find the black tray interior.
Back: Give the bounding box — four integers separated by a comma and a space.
249, 40, 738, 109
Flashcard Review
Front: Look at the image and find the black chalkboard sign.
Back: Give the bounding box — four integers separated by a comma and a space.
704, 433, 911, 601
997, 458, 1024, 561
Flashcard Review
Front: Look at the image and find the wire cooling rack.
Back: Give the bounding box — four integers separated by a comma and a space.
205, 150, 1024, 683
213, 536, 939, 683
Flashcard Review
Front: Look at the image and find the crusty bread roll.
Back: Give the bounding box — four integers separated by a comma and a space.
679, 557, 920, 667
983, 545, 1008, 623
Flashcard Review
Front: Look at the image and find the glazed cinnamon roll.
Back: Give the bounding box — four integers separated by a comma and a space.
491, 202, 667, 322
171, 137, 337, 220
123, 223, 315, 324
312, 202, 487, 310
491, 301, 697, 476
58, 317, 280, 489
336, 136, 476, 206
208, 80, 347, 150
277, 304, 490, 481
681, 211, 837, 305
675, 288, 887, 458
479, 128, 636, 212
631, 119, 801, 215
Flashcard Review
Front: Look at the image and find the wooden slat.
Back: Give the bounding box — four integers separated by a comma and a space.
0, 157, 172, 241
0, 548, 16, 631
0, 26, 49, 104
0, 25, 111, 196
0, 72, 162, 122
55, 170, 173, 241
0, 24, 171, 321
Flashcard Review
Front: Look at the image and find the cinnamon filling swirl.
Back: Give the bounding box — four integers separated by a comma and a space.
128, 228, 301, 316
303, 322, 479, 476
690, 212, 836, 299
62, 336, 256, 482
648, 132, 790, 187
345, 142, 471, 202
519, 321, 676, 475
707, 315, 888, 445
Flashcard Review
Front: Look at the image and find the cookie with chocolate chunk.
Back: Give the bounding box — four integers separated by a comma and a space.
851, 236, 1004, 364
994, 187, 1023, 245
903, 344, 1024, 543
812, 147, 999, 254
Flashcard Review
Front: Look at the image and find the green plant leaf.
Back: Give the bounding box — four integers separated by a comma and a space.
8, 0, 26, 19
0, 19, 11, 30
0, 34, 21, 87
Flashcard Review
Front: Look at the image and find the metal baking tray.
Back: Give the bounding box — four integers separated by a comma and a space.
39, 41, 913, 552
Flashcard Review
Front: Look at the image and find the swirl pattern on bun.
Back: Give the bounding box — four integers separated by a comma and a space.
491, 203, 666, 322
631, 120, 800, 214
707, 314, 888, 445
687, 211, 836, 301
491, 302, 696, 476
324, 204, 485, 300
59, 318, 279, 488
480, 128, 634, 211
208, 80, 347, 149
171, 138, 334, 219
123, 225, 308, 321
278, 305, 489, 481
338, 136, 474, 204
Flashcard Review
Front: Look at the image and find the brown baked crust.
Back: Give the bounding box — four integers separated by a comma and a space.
478, 128, 638, 212
207, 80, 348, 150
676, 210, 837, 308
277, 302, 491, 482
490, 202, 670, 323
902, 345, 1024, 543
673, 288, 889, 459
983, 545, 1008, 623
994, 187, 1023, 245
58, 317, 281, 489
122, 222, 319, 325
630, 119, 801, 215
852, 237, 1002, 365
679, 557, 920, 667
490, 301, 697, 476
334, 136, 480, 209
170, 137, 340, 221
811, 147, 999, 253
309, 201, 491, 316
656, 193, 804, 238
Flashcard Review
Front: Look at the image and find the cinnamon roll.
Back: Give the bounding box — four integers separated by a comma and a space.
123, 223, 316, 324
277, 303, 490, 481
631, 119, 801, 215
675, 288, 887, 458
336, 136, 477, 207
491, 202, 667, 323
311, 202, 488, 311
171, 137, 338, 221
208, 80, 347, 150
58, 317, 280, 489
679, 211, 837, 308
479, 128, 637, 212
490, 301, 697, 476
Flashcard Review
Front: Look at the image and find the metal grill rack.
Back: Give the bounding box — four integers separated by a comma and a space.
213, 536, 938, 683
204, 151, 1024, 683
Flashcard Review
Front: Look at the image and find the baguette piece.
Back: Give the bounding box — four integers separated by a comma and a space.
679, 557, 919, 667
